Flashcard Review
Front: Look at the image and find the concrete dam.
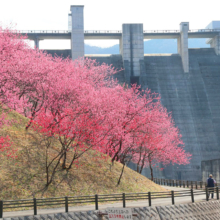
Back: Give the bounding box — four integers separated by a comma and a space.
19, 6, 220, 181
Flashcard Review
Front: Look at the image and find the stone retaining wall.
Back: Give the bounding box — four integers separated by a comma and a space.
3, 200, 220, 220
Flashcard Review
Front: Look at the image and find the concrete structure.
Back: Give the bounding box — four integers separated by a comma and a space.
179, 22, 189, 72
206, 21, 220, 55
120, 24, 144, 84
208, 33, 220, 55
141, 49, 220, 180
34, 36, 40, 49
202, 158, 220, 183
19, 14, 220, 73
70, 5, 84, 60
4, 200, 220, 219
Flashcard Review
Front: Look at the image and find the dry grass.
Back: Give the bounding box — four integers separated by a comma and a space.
0, 109, 166, 200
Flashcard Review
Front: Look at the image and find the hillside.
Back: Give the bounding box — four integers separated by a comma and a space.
0, 109, 166, 200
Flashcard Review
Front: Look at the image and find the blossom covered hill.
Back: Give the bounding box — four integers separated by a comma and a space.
0, 109, 167, 199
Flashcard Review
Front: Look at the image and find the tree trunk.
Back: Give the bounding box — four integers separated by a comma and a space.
117, 162, 125, 186
137, 164, 139, 173
149, 160, 153, 181
62, 151, 67, 169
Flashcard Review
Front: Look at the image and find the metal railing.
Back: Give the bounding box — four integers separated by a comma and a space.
11, 30, 70, 34
5, 29, 220, 35
84, 30, 122, 33
143, 30, 180, 33
189, 29, 220, 33
10, 30, 122, 34
0, 185, 219, 218
153, 177, 219, 189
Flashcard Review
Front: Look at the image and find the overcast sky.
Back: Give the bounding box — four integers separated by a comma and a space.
0, 0, 219, 48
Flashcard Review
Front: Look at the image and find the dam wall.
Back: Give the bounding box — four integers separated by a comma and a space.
45, 48, 220, 181
140, 48, 220, 180
46, 50, 125, 82
202, 158, 220, 183
85, 54, 125, 82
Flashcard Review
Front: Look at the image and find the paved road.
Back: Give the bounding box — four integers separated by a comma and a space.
2, 186, 216, 218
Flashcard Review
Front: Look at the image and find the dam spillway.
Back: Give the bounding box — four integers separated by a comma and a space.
140, 48, 220, 180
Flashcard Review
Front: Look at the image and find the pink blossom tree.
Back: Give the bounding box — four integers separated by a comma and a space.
0, 27, 191, 187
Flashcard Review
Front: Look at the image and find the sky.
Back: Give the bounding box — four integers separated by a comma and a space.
0, 0, 219, 48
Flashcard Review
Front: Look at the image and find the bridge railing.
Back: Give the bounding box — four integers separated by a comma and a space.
8, 30, 70, 34
189, 29, 220, 32
5, 28, 220, 35
143, 30, 179, 33
84, 30, 122, 33
12, 30, 122, 34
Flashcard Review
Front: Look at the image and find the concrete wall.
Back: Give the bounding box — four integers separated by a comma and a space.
205, 21, 220, 55
140, 48, 220, 181
120, 24, 144, 84
210, 33, 220, 55
70, 5, 84, 60
179, 22, 189, 72
4, 200, 220, 220
85, 54, 125, 83
202, 159, 220, 183
205, 21, 220, 29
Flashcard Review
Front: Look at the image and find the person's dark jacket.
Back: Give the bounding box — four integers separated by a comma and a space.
207, 178, 215, 187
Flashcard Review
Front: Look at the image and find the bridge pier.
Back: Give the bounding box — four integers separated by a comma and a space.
120, 24, 144, 84
34, 36, 40, 49
179, 22, 189, 73
205, 21, 220, 55
207, 33, 220, 55
70, 5, 84, 60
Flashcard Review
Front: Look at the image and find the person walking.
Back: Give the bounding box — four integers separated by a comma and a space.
206, 174, 216, 199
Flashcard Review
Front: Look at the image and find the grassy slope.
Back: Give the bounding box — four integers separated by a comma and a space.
0, 109, 166, 200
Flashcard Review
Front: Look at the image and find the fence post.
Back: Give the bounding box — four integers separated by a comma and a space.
33, 198, 37, 215
217, 187, 219, 200
171, 191, 175, 205
95, 194, 98, 210
148, 192, 151, 207
0, 200, 3, 218
206, 187, 209, 201
191, 189, 194, 203
187, 181, 189, 188
123, 193, 126, 208
65, 197, 68, 213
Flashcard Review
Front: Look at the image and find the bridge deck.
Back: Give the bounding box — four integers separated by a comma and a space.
15, 29, 220, 40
